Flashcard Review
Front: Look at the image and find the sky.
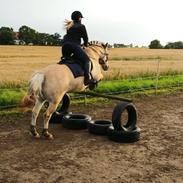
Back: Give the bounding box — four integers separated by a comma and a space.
1, 0, 183, 46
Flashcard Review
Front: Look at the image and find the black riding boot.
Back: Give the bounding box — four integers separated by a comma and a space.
84, 62, 97, 90
84, 62, 91, 86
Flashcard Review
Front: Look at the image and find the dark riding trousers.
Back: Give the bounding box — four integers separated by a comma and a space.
62, 42, 90, 67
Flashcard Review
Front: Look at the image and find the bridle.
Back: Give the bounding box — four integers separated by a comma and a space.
98, 45, 109, 71
88, 42, 109, 71
99, 51, 108, 65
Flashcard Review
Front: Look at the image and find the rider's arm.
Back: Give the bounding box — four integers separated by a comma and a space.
81, 25, 88, 47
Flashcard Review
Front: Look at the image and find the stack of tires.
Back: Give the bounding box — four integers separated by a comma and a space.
87, 102, 140, 143
107, 102, 140, 143
50, 94, 140, 143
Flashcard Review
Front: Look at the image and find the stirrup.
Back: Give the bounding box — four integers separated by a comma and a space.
57, 57, 65, 64
88, 80, 98, 90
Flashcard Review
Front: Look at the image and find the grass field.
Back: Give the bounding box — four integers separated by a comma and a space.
0, 46, 183, 84
0, 46, 60, 84
106, 48, 183, 79
0, 46, 183, 107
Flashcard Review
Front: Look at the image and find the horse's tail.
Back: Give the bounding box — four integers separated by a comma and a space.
19, 72, 45, 108
28, 72, 45, 99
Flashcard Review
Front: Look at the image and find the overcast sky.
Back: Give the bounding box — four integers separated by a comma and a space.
1, 0, 183, 46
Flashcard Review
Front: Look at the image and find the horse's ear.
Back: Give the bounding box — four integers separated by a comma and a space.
102, 42, 108, 48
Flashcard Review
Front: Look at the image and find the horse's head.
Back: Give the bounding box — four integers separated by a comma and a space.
98, 43, 109, 71
88, 41, 109, 71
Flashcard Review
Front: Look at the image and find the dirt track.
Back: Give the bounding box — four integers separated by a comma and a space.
0, 93, 183, 183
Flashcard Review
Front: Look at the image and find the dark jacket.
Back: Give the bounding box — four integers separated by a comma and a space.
63, 21, 88, 46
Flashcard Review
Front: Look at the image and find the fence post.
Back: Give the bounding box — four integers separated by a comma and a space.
155, 59, 160, 95
84, 89, 87, 106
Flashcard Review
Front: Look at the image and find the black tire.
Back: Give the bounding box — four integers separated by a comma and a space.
112, 102, 137, 131
57, 93, 70, 113
88, 120, 112, 135
50, 111, 72, 124
50, 93, 70, 124
107, 125, 140, 143
62, 114, 92, 129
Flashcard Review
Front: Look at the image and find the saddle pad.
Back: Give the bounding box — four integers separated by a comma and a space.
63, 63, 84, 78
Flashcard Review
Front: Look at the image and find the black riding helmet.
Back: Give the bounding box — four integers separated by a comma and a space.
71, 11, 84, 21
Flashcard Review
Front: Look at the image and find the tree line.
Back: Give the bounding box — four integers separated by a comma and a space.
149, 39, 183, 49
1, 26, 183, 49
0, 26, 62, 46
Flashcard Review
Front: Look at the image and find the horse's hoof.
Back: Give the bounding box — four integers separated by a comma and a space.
46, 134, 54, 140
42, 133, 54, 140
42, 129, 54, 140
30, 125, 40, 138
30, 132, 40, 139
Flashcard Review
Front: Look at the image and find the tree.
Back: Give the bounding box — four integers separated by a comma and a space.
35, 32, 62, 46
49, 33, 62, 46
0, 27, 14, 45
164, 41, 183, 49
19, 25, 37, 44
0, 25, 62, 46
35, 33, 50, 45
149, 39, 162, 49
113, 43, 127, 48
164, 42, 174, 49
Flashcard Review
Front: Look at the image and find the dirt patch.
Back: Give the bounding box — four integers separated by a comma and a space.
0, 93, 183, 183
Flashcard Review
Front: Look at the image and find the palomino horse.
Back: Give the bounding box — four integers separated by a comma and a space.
26, 41, 109, 139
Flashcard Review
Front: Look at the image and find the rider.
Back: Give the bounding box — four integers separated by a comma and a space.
61, 11, 93, 86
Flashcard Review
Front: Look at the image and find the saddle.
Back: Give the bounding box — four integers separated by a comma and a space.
57, 57, 97, 90
58, 57, 84, 78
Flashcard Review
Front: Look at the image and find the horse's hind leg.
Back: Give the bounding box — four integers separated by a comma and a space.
42, 101, 60, 140
30, 99, 44, 138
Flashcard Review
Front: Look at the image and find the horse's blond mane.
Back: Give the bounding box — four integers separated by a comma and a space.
64, 20, 74, 30
89, 41, 105, 46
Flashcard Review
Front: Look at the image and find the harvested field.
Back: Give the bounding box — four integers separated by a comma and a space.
0, 46, 183, 82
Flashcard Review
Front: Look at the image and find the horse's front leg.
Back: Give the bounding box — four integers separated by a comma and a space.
42, 101, 59, 140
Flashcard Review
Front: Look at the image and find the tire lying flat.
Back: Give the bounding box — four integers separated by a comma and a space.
62, 114, 92, 129
112, 102, 137, 131
50, 111, 72, 124
107, 125, 140, 143
88, 120, 112, 135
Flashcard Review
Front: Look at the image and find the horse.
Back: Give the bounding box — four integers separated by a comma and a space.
24, 41, 109, 139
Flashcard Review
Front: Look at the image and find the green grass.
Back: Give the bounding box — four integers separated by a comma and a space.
95, 75, 183, 93
0, 74, 183, 108
0, 109, 25, 117
0, 88, 26, 108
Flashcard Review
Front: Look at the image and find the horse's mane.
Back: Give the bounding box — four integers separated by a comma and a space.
88, 41, 105, 47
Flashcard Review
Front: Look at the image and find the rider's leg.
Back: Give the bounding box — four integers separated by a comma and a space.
61, 42, 73, 60
68, 43, 92, 85
61, 42, 94, 86
83, 61, 92, 85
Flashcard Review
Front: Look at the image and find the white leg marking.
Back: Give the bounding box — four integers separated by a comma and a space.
31, 99, 44, 126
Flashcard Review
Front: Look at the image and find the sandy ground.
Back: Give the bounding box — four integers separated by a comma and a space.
0, 93, 183, 183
